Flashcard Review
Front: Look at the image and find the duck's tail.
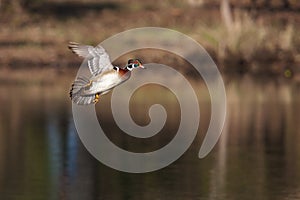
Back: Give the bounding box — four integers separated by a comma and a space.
69, 76, 95, 105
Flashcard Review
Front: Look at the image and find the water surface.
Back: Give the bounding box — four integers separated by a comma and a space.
0, 76, 299, 200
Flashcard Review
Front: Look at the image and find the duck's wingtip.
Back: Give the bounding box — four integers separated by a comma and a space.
68, 41, 79, 51
69, 76, 96, 105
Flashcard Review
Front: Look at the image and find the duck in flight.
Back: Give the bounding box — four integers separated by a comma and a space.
68, 42, 144, 105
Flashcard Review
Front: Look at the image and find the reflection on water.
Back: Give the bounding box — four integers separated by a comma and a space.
0, 76, 300, 200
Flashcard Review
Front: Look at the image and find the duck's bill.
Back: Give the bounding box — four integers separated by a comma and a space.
139, 65, 145, 69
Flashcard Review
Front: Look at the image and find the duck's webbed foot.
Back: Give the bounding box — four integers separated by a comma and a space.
93, 93, 100, 104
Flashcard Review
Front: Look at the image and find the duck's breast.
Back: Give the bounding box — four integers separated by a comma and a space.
83, 71, 130, 95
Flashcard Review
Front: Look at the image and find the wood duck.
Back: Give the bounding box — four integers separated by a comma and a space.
68, 42, 144, 105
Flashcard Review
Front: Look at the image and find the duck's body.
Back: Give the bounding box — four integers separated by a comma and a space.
82, 68, 131, 96
68, 42, 143, 105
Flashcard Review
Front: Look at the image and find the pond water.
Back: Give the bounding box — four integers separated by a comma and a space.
0, 75, 300, 200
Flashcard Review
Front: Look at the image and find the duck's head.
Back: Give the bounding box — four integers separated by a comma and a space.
126, 59, 144, 71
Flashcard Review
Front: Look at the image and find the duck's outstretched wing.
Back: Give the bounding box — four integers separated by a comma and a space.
69, 76, 96, 105
68, 42, 114, 76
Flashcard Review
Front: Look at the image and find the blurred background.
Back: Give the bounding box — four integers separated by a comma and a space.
0, 0, 300, 199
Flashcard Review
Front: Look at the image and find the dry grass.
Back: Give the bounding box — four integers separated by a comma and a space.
0, 0, 300, 79
195, 10, 300, 75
